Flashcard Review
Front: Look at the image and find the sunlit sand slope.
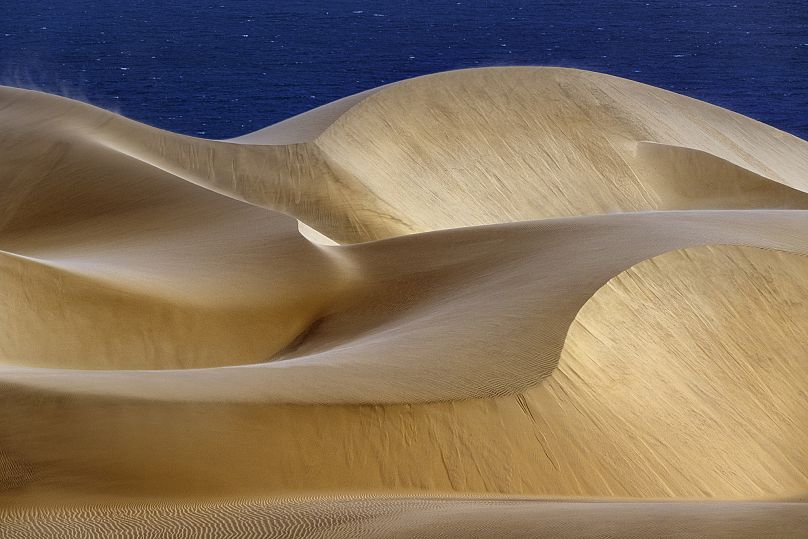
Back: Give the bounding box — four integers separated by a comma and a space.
1, 67, 807, 536
312, 67, 808, 238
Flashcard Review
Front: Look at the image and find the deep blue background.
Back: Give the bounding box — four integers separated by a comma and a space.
2, 1, 807, 139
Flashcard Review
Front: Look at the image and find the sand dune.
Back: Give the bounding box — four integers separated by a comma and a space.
1, 67, 807, 536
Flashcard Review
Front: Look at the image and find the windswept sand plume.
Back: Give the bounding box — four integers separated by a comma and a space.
1, 67, 808, 537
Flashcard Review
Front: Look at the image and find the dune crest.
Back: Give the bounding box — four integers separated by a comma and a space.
1, 67, 807, 536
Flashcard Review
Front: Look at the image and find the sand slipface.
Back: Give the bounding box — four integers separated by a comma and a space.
0, 67, 807, 537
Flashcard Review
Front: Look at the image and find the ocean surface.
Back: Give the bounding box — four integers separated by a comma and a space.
2, 0, 807, 140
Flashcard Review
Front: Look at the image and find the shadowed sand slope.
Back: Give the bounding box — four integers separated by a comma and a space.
1, 67, 808, 536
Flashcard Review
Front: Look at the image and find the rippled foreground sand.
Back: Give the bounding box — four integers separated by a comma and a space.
1, 67, 807, 537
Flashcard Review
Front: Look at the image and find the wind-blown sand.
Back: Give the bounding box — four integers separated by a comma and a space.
1, 67, 807, 537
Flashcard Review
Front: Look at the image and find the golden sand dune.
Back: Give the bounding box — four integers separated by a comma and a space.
1, 67, 808, 536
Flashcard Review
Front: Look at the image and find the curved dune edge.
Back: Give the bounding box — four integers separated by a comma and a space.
3, 242, 808, 503
2, 210, 808, 403
2, 67, 808, 528
2, 497, 807, 538
3, 67, 808, 246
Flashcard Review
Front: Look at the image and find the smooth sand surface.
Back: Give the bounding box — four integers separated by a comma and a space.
1, 67, 807, 536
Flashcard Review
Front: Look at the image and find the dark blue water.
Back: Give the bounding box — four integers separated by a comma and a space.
2, 1, 807, 139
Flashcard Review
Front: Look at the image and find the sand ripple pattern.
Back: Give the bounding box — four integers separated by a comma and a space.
3, 497, 808, 538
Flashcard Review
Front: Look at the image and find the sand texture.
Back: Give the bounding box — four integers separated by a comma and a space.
1, 67, 807, 537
